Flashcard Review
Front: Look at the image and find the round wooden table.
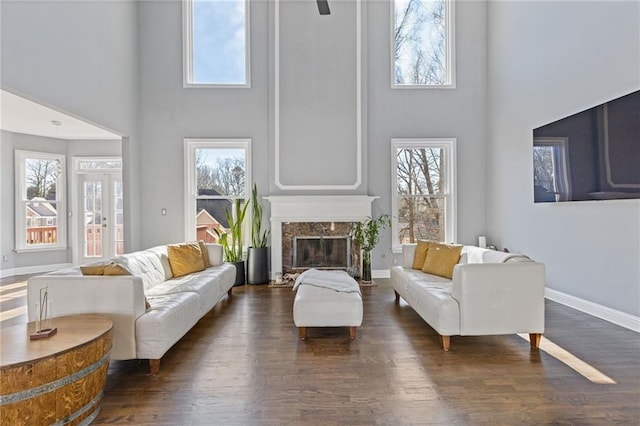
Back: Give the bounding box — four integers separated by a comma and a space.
0, 314, 113, 426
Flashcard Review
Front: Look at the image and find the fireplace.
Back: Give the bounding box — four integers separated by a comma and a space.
292, 236, 351, 269
265, 196, 378, 279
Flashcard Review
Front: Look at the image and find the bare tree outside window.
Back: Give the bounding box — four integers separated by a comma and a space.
394, 0, 449, 86
26, 158, 60, 200
396, 147, 446, 244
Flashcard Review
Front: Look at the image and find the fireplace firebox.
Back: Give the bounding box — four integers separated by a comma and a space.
292, 236, 351, 269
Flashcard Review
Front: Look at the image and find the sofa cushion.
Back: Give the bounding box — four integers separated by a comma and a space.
422, 243, 463, 279
113, 249, 169, 291
412, 240, 431, 269
167, 242, 205, 278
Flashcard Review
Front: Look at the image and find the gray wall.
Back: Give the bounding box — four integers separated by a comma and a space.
486, 0, 640, 316
0, 0, 141, 258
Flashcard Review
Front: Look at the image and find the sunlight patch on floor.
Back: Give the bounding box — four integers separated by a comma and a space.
0, 305, 26, 323
518, 334, 616, 384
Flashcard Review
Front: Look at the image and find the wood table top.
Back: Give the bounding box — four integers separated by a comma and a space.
0, 313, 113, 368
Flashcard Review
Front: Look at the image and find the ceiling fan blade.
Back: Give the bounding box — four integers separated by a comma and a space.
317, 0, 330, 15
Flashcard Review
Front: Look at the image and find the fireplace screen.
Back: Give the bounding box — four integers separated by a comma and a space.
292, 236, 351, 269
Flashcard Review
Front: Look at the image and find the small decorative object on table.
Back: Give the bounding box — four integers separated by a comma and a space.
30, 286, 57, 340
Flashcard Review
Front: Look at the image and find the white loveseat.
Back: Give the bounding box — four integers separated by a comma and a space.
390, 244, 545, 351
27, 244, 236, 373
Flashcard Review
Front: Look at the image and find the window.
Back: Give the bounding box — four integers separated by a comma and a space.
183, 0, 251, 87
533, 137, 571, 202
392, 0, 454, 87
184, 139, 252, 243
391, 139, 456, 252
15, 150, 67, 252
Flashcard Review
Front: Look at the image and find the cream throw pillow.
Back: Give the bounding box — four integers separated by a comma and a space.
167, 242, 205, 278
421, 242, 463, 279
206, 244, 224, 266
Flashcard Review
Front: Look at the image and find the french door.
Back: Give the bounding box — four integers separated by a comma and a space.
77, 172, 124, 264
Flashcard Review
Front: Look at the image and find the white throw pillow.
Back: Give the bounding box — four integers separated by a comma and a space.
206, 244, 224, 266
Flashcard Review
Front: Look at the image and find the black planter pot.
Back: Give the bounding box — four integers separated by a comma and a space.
247, 247, 269, 285
361, 260, 372, 282
231, 261, 246, 286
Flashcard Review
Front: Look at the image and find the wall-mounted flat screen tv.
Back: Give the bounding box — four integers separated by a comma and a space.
533, 89, 639, 203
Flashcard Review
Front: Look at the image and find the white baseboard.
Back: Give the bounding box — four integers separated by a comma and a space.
372, 269, 390, 279
545, 288, 640, 333
0, 263, 73, 279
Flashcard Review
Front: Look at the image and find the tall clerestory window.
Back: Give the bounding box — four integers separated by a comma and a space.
392, 0, 455, 88
183, 0, 251, 87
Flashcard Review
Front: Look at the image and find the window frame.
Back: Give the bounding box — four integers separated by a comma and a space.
390, 0, 456, 89
14, 150, 67, 253
182, 0, 252, 88
390, 138, 457, 253
184, 138, 252, 243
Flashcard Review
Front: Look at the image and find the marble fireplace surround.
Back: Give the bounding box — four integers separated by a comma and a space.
264, 196, 379, 279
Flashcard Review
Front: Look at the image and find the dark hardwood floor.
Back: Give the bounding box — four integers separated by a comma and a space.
2, 276, 639, 424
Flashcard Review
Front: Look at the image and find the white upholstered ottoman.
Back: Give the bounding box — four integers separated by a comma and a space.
293, 269, 363, 340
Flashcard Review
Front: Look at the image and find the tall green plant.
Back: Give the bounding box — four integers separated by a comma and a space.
215, 198, 249, 262
350, 214, 391, 264
251, 183, 269, 248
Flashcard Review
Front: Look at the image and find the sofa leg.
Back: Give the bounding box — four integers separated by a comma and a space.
529, 333, 542, 349
299, 327, 307, 341
440, 335, 451, 351
227, 288, 233, 297
349, 327, 357, 340
149, 359, 160, 374
394, 291, 400, 303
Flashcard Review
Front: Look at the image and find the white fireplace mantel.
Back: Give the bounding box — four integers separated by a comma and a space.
265, 195, 379, 277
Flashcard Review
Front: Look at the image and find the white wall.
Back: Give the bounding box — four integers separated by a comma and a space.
0, 0, 141, 260
487, 1, 640, 317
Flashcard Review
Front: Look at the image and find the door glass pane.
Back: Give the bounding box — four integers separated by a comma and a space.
114, 180, 124, 255
83, 180, 103, 258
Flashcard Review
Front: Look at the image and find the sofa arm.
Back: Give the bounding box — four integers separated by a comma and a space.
401, 244, 417, 268
27, 275, 147, 359
451, 262, 545, 336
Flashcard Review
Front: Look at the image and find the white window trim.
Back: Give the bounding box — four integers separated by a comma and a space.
14, 150, 67, 253
182, 0, 252, 88
184, 138, 252, 242
390, 138, 457, 253
390, 0, 456, 89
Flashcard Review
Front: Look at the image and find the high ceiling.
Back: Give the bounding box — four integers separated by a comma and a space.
0, 90, 121, 141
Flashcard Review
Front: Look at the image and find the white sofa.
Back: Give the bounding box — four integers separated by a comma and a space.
27, 244, 236, 373
390, 244, 545, 351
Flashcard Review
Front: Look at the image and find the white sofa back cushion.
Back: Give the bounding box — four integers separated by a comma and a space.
113, 248, 171, 291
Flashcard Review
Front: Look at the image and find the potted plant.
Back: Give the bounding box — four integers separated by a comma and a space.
215, 198, 249, 286
247, 183, 270, 284
350, 214, 391, 282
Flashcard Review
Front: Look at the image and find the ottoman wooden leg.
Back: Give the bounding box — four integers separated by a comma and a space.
299, 327, 307, 341
349, 327, 357, 340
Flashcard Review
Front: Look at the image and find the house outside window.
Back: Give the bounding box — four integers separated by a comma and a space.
391, 139, 456, 252
392, 0, 455, 88
183, 0, 251, 87
184, 139, 252, 244
15, 150, 67, 251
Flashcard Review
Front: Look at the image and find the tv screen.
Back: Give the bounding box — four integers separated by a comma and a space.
533, 89, 640, 202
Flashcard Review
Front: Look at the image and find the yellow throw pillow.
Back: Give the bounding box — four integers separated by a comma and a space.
103, 262, 131, 276
422, 242, 463, 279
412, 240, 431, 269
197, 241, 211, 268
80, 264, 108, 275
167, 242, 205, 278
